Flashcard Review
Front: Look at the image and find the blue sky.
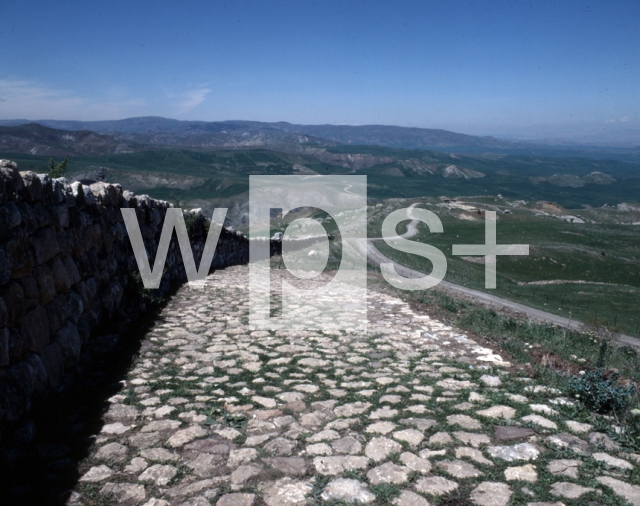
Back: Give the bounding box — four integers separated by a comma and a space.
1, 0, 638, 140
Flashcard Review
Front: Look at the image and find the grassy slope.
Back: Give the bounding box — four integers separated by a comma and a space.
367, 198, 640, 338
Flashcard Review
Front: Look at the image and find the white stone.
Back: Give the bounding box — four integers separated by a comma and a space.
321, 478, 375, 503
487, 443, 540, 462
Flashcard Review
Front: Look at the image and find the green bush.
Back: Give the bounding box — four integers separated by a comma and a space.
567, 369, 636, 415
48, 157, 68, 178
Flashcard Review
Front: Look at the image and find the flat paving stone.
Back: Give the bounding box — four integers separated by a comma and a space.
550, 481, 595, 499
321, 478, 375, 503
469, 482, 512, 506
415, 476, 459, 496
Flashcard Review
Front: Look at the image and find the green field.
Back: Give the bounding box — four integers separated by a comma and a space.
3, 145, 640, 209
367, 197, 640, 337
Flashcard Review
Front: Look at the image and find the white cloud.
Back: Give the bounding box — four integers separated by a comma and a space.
604, 118, 616, 124
172, 87, 211, 115
0, 78, 147, 120
619, 115, 630, 122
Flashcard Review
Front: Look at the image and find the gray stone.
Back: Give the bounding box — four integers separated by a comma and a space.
216, 493, 255, 506
393, 490, 431, 506
321, 478, 375, 503
592, 452, 634, 470
95, 442, 129, 462
455, 446, 493, 465
494, 425, 536, 441
365, 436, 402, 461
546, 433, 590, 455
393, 429, 424, 446
139, 447, 179, 462
522, 414, 557, 430
414, 476, 459, 496
477, 405, 516, 420
166, 425, 207, 447
100, 483, 146, 505
548, 459, 581, 478
453, 431, 491, 447
469, 482, 512, 506
260, 477, 312, 506
367, 462, 410, 484
480, 374, 502, 387
264, 437, 297, 456
597, 476, 640, 505
263, 457, 307, 475
437, 459, 483, 478
550, 482, 595, 499
331, 436, 362, 454
231, 464, 263, 484
313, 456, 370, 475
447, 414, 482, 430
399, 452, 432, 473
138, 464, 177, 486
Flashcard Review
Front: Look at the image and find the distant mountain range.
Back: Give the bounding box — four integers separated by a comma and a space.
0, 116, 637, 160
0, 116, 546, 154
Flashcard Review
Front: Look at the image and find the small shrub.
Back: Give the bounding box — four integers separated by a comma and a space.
48, 157, 68, 178
567, 369, 636, 414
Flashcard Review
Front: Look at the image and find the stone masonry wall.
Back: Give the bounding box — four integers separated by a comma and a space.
0, 159, 249, 437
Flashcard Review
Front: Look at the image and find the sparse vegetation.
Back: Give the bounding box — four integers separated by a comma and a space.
47, 156, 68, 178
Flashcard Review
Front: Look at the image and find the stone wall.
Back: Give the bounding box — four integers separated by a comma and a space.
0, 159, 249, 437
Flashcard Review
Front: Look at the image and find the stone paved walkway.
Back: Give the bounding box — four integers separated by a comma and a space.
70, 266, 640, 506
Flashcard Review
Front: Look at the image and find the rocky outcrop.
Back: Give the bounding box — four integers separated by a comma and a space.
0, 159, 249, 438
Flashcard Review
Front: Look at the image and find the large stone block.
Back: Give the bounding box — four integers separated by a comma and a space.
37, 174, 53, 202
49, 256, 72, 293
55, 322, 81, 367
32, 203, 52, 228
7, 326, 27, 363
23, 305, 50, 353
19, 171, 44, 203
68, 290, 84, 323
0, 247, 9, 286
1, 281, 25, 327
0, 202, 22, 241
0, 297, 7, 328
71, 182, 85, 207
56, 228, 72, 257
0, 328, 8, 367
49, 205, 69, 229
40, 341, 63, 389
15, 275, 38, 299
0, 160, 23, 204
30, 226, 60, 265
4, 229, 34, 279
33, 264, 56, 305
51, 178, 66, 205
62, 255, 81, 285
45, 295, 70, 336
16, 202, 38, 233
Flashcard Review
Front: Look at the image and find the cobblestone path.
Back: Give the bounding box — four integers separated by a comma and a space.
71, 266, 640, 506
